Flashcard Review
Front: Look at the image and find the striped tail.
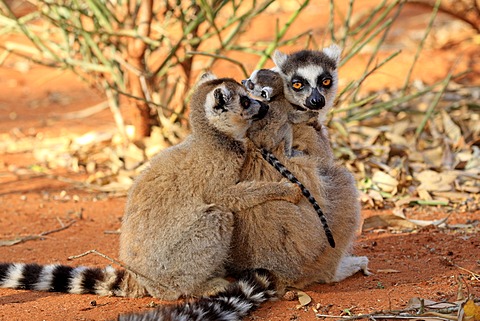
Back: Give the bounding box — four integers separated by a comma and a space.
117, 269, 277, 321
260, 148, 336, 248
0, 262, 126, 296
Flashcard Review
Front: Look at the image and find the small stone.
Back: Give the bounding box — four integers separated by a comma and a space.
283, 290, 297, 301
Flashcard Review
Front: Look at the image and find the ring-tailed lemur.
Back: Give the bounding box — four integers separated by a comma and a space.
229, 46, 369, 294
272, 45, 371, 281
119, 73, 301, 300
0, 74, 303, 317
242, 68, 335, 248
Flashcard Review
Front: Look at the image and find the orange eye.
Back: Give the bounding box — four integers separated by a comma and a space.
322, 78, 332, 86
292, 82, 303, 89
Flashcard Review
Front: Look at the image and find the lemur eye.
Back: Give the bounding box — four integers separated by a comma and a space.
240, 96, 250, 108
292, 82, 303, 90
322, 78, 332, 87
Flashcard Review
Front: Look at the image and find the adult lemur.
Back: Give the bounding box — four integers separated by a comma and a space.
272, 45, 370, 282
229, 45, 369, 295
0, 74, 302, 316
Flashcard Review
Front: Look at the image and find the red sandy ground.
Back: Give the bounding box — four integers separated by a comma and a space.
1, 2, 479, 321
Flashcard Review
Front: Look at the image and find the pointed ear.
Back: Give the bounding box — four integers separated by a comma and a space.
272, 50, 288, 69
323, 44, 342, 65
198, 72, 217, 86
261, 86, 273, 101
213, 87, 230, 111
270, 66, 281, 73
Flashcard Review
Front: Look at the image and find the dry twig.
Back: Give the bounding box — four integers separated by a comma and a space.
68, 249, 170, 290
0, 220, 76, 247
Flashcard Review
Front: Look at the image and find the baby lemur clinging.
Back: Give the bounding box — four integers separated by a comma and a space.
242, 68, 317, 157
271, 44, 345, 163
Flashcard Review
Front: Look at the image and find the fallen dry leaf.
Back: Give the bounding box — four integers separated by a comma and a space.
464, 299, 480, 321
362, 213, 449, 231
441, 110, 463, 146
295, 290, 312, 309
362, 214, 417, 230
407, 216, 449, 227
422, 146, 445, 168
363, 214, 417, 231
372, 170, 398, 194
416, 170, 457, 192
417, 188, 432, 201
0, 238, 26, 247
73, 131, 113, 147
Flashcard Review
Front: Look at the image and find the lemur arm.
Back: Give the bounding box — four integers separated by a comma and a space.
208, 180, 302, 212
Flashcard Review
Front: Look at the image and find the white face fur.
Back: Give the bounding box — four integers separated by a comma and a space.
242, 69, 285, 103
273, 44, 342, 123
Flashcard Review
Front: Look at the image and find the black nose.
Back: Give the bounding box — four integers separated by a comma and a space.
253, 100, 269, 120
309, 96, 325, 108
241, 79, 247, 86
305, 89, 325, 110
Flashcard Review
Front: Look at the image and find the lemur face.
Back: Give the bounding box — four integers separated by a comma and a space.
241, 69, 283, 102
202, 76, 269, 140
285, 65, 335, 110
273, 45, 342, 121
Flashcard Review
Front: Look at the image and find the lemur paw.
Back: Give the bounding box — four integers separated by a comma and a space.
281, 180, 303, 204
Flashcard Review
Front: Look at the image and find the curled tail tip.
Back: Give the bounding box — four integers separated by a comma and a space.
118, 269, 277, 321
328, 236, 336, 248
326, 231, 335, 248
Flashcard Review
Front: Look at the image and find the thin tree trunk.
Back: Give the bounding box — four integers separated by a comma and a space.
127, 0, 156, 139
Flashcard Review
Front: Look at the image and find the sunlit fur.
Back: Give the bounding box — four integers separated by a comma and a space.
119, 73, 302, 300
0, 74, 302, 310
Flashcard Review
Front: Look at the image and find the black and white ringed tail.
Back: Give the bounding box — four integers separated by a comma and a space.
260, 148, 335, 248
